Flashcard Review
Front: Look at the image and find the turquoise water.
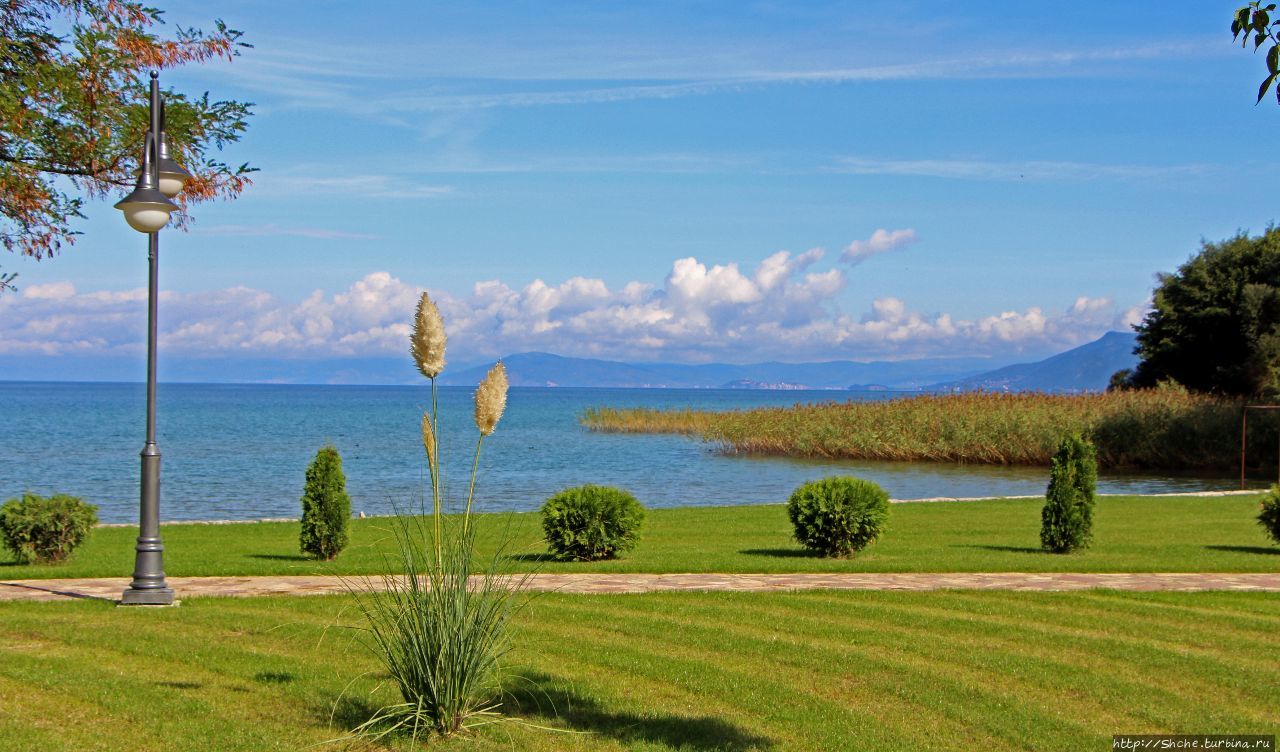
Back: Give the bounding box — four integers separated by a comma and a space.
0, 381, 1245, 524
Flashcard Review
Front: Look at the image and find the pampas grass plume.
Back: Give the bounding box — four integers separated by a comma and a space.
411, 292, 447, 379
474, 362, 508, 436
421, 413, 437, 467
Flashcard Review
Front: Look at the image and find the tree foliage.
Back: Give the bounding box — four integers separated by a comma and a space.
1234, 2, 1280, 104
300, 445, 351, 561
1131, 228, 1280, 398
1, 0, 254, 260
1040, 435, 1096, 554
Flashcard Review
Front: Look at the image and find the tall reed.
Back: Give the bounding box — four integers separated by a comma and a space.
581, 386, 1276, 471
349, 293, 520, 743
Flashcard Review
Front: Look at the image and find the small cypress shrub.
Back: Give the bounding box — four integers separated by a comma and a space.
300, 445, 351, 560
1259, 485, 1280, 545
541, 485, 646, 561
1041, 434, 1097, 553
0, 493, 99, 564
786, 476, 890, 558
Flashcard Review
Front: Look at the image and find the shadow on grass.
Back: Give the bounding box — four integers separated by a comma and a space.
739, 548, 821, 559
254, 671, 296, 684
247, 554, 311, 562
317, 674, 773, 750
322, 693, 380, 732
506, 552, 560, 563
1205, 545, 1280, 556
957, 544, 1045, 554
504, 672, 773, 751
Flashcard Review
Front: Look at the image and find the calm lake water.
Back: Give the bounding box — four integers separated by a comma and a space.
0, 381, 1250, 524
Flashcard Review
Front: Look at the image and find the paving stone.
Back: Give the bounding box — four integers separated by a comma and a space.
2, 572, 1279, 603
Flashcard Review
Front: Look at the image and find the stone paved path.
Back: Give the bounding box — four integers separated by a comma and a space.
2, 572, 1278, 603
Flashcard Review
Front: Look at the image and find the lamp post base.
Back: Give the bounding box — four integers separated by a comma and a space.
119, 587, 176, 606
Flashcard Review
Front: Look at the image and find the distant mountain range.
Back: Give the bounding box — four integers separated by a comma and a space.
439, 332, 1139, 393
3, 332, 1138, 392
928, 331, 1139, 393
436, 352, 998, 390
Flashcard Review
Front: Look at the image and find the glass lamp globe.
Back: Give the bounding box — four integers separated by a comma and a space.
157, 173, 186, 199
120, 202, 174, 233
156, 136, 191, 198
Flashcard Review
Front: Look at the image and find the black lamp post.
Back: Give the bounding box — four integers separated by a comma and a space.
115, 72, 191, 606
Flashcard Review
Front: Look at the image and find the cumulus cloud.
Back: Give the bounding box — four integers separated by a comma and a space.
0, 251, 1139, 364
841, 228, 919, 265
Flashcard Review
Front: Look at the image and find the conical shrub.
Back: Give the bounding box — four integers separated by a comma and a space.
300, 445, 351, 560
1040, 434, 1097, 553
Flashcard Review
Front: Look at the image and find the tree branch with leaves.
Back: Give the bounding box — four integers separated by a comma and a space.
0, 0, 255, 260
1233, 2, 1280, 104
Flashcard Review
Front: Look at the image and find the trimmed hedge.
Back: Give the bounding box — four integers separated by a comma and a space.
786, 476, 889, 558
542, 485, 645, 561
0, 493, 98, 564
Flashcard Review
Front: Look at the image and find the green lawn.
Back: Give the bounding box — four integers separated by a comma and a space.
1, 589, 1276, 751
2, 495, 1277, 580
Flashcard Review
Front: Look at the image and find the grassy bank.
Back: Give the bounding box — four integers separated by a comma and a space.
1, 589, 1276, 751
2, 495, 1276, 579
581, 389, 1277, 470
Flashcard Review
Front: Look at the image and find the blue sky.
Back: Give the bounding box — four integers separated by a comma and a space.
2, 1, 1276, 377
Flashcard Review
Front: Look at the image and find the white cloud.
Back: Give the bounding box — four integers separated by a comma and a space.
0, 248, 1140, 364
841, 229, 919, 265
832, 156, 1209, 182
210, 34, 1210, 116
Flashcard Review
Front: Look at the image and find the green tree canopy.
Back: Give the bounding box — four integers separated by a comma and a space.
1, 0, 253, 260
1131, 227, 1280, 398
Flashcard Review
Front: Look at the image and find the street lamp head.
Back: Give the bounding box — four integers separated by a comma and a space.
156, 100, 192, 198
115, 131, 178, 233
157, 134, 192, 198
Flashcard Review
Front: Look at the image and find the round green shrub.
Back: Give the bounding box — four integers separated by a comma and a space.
1259, 485, 1280, 545
0, 493, 99, 564
786, 476, 890, 558
541, 485, 645, 561
1041, 434, 1097, 553
300, 445, 351, 561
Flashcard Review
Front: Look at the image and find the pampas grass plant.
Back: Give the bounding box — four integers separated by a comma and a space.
348, 292, 524, 743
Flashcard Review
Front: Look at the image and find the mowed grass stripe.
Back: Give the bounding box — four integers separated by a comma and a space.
0, 672, 144, 752
0, 603, 355, 751
539, 591, 1278, 738
779, 591, 1280, 726
537, 595, 1123, 749
572, 592, 1149, 733
533, 596, 1096, 750
4, 591, 1279, 751
791, 592, 1277, 729
515, 612, 917, 751
794, 590, 1279, 672
1, 600, 345, 688
502, 642, 794, 749
1064, 589, 1280, 625
0, 642, 329, 750
907, 589, 1280, 654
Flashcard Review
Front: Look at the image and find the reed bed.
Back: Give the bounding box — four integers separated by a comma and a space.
582, 389, 1277, 470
